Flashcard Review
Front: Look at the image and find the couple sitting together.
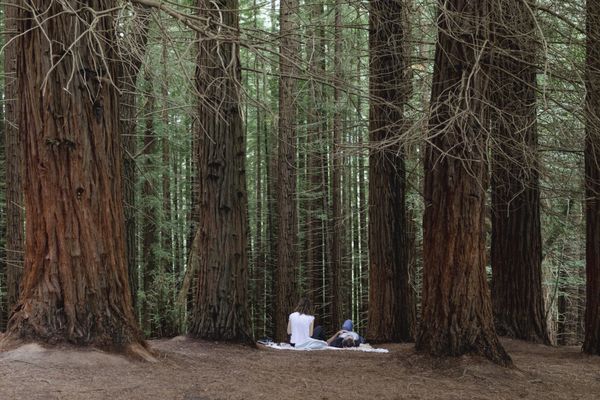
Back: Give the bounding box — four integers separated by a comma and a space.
287, 297, 365, 349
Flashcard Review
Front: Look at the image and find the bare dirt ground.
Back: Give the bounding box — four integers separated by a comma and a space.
0, 335, 599, 400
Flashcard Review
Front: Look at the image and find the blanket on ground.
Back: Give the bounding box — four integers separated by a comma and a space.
257, 340, 389, 353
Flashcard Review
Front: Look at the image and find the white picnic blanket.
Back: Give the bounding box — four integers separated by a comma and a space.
260, 341, 389, 353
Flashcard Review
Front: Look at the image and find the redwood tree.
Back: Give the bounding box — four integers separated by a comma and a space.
188, 0, 251, 341
274, 0, 300, 342
416, 0, 511, 366
366, 0, 415, 343
489, 0, 549, 344
5, 0, 145, 354
584, 0, 600, 356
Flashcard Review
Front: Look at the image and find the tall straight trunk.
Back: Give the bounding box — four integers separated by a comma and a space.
367, 0, 415, 343
161, 36, 172, 284
3, 0, 23, 328
416, 0, 511, 366
306, 0, 327, 322
329, 0, 343, 331
120, 6, 151, 310
489, 0, 549, 344
584, 0, 600, 356
274, 0, 300, 342
5, 0, 146, 354
189, 0, 250, 341
141, 77, 158, 336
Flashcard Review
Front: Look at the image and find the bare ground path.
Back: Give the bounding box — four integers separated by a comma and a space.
0, 335, 598, 399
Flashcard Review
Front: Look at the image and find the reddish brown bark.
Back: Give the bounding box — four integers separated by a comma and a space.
2, 0, 23, 328
188, 0, 251, 341
5, 1, 145, 353
489, 0, 549, 344
416, 0, 511, 366
274, 0, 300, 342
367, 0, 415, 343
584, 0, 600, 356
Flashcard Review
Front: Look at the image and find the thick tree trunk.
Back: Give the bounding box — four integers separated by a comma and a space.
273, 0, 300, 342
584, 0, 600, 356
489, 0, 549, 344
367, 0, 415, 343
416, 0, 511, 366
3, 0, 23, 328
188, 0, 251, 341
5, 0, 145, 354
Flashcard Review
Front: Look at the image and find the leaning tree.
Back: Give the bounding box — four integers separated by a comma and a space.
3, 0, 147, 356
416, 0, 511, 366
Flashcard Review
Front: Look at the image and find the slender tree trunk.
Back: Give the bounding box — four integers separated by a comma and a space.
329, 0, 344, 331
141, 76, 158, 336
489, 0, 549, 344
5, 1, 146, 355
120, 6, 151, 311
584, 0, 600, 356
416, 0, 511, 366
367, 0, 415, 343
306, 0, 327, 323
188, 0, 251, 341
274, 0, 300, 342
3, 0, 23, 328
159, 32, 179, 337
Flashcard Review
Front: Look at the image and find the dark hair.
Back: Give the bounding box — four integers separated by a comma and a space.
294, 297, 313, 316
342, 337, 355, 348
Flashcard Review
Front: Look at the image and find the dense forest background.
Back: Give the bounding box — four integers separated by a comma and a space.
0, 0, 597, 365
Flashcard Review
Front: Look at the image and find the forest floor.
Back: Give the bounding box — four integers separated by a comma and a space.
0, 335, 598, 400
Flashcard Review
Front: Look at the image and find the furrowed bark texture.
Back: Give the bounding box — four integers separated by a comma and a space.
274, 0, 300, 342
489, 0, 549, 344
367, 0, 415, 343
6, 0, 143, 349
416, 0, 511, 366
584, 0, 600, 356
189, 0, 251, 341
3, 0, 24, 328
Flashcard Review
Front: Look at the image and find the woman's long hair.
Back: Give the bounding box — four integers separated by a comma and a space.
294, 297, 313, 316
